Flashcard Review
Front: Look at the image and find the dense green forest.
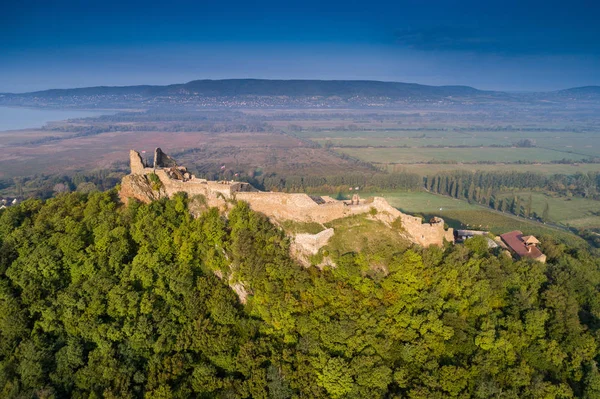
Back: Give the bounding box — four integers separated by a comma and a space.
1, 191, 600, 398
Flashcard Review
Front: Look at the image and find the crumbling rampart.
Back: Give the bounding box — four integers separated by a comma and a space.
120, 149, 454, 247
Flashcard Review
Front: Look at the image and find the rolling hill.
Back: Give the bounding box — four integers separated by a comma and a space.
1, 79, 598, 108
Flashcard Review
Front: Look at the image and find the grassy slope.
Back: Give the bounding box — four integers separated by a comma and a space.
323, 214, 411, 259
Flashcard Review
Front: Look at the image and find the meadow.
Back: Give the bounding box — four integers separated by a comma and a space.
0, 127, 370, 179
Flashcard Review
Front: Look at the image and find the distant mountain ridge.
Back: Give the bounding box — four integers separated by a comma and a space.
555, 86, 600, 99
6, 79, 491, 99
1, 79, 599, 108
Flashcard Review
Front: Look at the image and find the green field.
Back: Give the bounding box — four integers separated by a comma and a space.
337, 146, 590, 164
359, 191, 476, 213
436, 209, 586, 247
495, 191, 600, 228
315, 136, 507, 147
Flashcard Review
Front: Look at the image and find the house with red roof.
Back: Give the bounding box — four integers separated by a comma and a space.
500, 231, 546, 263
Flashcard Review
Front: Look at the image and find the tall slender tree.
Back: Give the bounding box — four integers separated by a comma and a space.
525, 194, 533, 218
542, 201, 550, 222
513, 196, 521, 216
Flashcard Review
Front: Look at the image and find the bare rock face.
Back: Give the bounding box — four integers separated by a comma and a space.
290, 228, 335, 267
229, 282, 249, 304
293, 228, 335, 256
119, 174, 167, 204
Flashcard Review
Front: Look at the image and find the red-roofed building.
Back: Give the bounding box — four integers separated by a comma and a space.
500, 231, 546, 263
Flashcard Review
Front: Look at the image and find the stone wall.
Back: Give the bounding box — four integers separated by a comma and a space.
154, 147, 178, 168
120, 149, 454, 247
129, 150, 146, 175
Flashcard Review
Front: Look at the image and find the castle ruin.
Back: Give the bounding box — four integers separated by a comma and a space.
120, 148, 454, 247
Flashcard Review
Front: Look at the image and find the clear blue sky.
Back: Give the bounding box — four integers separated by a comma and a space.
1, 0, 599, 92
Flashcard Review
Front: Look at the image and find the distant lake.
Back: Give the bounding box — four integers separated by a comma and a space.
0, 106, 111, 131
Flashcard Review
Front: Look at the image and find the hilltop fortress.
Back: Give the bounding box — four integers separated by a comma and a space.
120, 148, 454, 247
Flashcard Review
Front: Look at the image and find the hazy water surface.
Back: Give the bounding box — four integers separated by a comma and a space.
0, 107, 109, 131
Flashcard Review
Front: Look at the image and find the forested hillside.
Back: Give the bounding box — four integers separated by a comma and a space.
1, 191, 600, 398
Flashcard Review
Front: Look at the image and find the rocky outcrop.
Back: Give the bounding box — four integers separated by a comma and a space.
230, 281, 249, 304
119, 174, 167, 205
293, 228, 335, 255
290, 228, 335, 267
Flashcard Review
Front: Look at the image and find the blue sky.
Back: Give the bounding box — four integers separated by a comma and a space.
1, 0, 599, 92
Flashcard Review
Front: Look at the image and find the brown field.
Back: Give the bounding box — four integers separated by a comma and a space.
0, 128, 370, 178
0, 129, 76, 146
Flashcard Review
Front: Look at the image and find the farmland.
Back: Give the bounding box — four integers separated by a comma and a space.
291, 124, 600, 176
336, 146, 589, 164
307, 129, 600, 156
382, 163, 600, 176
297, 127, 600, 167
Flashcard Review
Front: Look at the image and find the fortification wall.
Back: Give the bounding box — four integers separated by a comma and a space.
235, 192, 327, 222
352, 197, 453, 246
120, 149, 454, 247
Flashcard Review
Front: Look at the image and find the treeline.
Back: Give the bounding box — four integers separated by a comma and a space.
426, 170, 600, 201
2, 170, 124, 199
1, 192, 600, 397
90, 109, 250, 122
195, 171, 422, 194
258, 173, 422, 193
44, 121, 275, 135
